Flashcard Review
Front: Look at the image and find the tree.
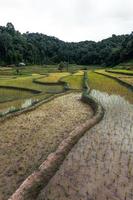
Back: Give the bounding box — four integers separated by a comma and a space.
0, 22, 132, 67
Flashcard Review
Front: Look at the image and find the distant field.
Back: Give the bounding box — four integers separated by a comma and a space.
0, 64, 86, 76
0, 68, 85, 114
88, 71, 133, 103
0, 67, 132, 110
0, 74, 64, 94
106, 69, 133, 75
114, 61, 133, 70
0, 71, 64, 113
61, 73, 83, 89
95, 69, 133, 88
36, 72, 70, 83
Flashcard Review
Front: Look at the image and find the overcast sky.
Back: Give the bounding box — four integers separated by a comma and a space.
0, 0, 133, 42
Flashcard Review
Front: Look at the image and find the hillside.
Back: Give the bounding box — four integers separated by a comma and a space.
0, 23, 133, 67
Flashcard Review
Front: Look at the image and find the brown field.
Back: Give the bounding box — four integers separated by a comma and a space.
0, 93, 93, 200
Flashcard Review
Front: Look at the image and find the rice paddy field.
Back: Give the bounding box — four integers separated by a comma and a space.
38, 90, 133, 200
0, 88, 33, 103
36, 72, 70, 83
106, 69, 133, 75
95, 69, 133, 88
0, 93, 93, 200
60, 71, 84, 90
0, 72, 66, 114
0, 65, 133, 200
88, 71, 133, 103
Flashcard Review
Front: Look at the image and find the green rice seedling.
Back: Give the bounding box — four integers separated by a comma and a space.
88, 71, 133, 103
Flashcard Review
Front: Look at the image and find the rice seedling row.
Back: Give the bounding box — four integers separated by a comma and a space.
38, 90, 133, 200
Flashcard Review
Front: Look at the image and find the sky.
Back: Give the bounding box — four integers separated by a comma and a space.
0, 0, 133, 42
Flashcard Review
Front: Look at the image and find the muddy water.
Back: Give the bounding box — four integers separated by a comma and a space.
37, 90, 133, 200
0, 93, 52, 114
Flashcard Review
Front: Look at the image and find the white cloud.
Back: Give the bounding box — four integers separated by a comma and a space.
0, 0, 133, 41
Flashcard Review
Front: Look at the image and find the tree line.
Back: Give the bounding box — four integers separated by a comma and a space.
0, 23, 133, 67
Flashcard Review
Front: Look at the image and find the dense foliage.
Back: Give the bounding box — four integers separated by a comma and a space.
0, 23, 133, 66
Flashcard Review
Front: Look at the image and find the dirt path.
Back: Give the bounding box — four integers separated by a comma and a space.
0, 93, 93, 200
37, 90, 133, 200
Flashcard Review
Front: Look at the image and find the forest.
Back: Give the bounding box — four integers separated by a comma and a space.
0, 22, 133, 66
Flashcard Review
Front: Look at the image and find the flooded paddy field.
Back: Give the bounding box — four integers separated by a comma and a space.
0, 87, 34, 103
0, 74, 65, 114
0, 69, 133, 200
0, 71, 84, 115
37, 71, 133, 200
89, 72, 133, 103
38, 90, 133, 200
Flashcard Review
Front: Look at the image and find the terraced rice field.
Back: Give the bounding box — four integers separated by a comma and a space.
106, 69, 133, 75
0, 93, 52, 114
0, 68, 133, 200
0, 72, 70, 114
0, 93, 93, 200
95, 69, 133, 88
38, 90, 133, 200
0, 71, 86, 115
0, 74, 63, 92
60, 71, 84, 90
0, 88, 33, 103
36, 72, 70, 83
89, 72, 133, 103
